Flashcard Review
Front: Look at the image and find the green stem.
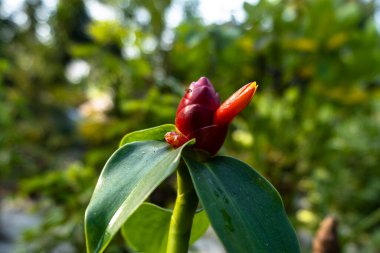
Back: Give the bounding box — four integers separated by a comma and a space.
166, 161, 198, 253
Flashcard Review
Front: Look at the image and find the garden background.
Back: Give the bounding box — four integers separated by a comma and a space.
0, 0, 379, 252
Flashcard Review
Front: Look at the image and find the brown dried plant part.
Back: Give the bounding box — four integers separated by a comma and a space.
313, 216, 340, 253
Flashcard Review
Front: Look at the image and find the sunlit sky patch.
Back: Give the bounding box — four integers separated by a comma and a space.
198, 0, 259, 24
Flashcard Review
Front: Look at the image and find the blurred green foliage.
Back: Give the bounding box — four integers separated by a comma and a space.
0, 0, 379, 252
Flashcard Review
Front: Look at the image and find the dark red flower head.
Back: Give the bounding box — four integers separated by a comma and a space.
165, 77, 257, 155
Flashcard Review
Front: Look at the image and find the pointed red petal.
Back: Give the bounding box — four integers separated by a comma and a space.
214, 82, 258, 126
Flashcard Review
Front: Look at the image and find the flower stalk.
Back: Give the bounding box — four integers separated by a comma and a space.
166, 161, 198, 253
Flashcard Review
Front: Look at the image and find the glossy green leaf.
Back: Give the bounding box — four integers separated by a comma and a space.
85, 140, 193, 253
184, 155, 300, 253
119, 124, 175, 147
121, 202, 209, 253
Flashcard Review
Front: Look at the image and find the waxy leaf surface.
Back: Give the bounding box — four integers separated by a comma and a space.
85, 140, 192, 253
184, 155, 300, 253
120, 124, 175, 147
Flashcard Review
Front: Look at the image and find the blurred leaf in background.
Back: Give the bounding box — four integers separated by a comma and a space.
0, 0, 379, 252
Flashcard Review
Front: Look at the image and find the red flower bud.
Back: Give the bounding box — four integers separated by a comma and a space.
165, 77, 257, 155
214, 82, 258, 126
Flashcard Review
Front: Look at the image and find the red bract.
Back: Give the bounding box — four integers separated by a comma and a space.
175, 77, 220, 136
165, 77, 257, 155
